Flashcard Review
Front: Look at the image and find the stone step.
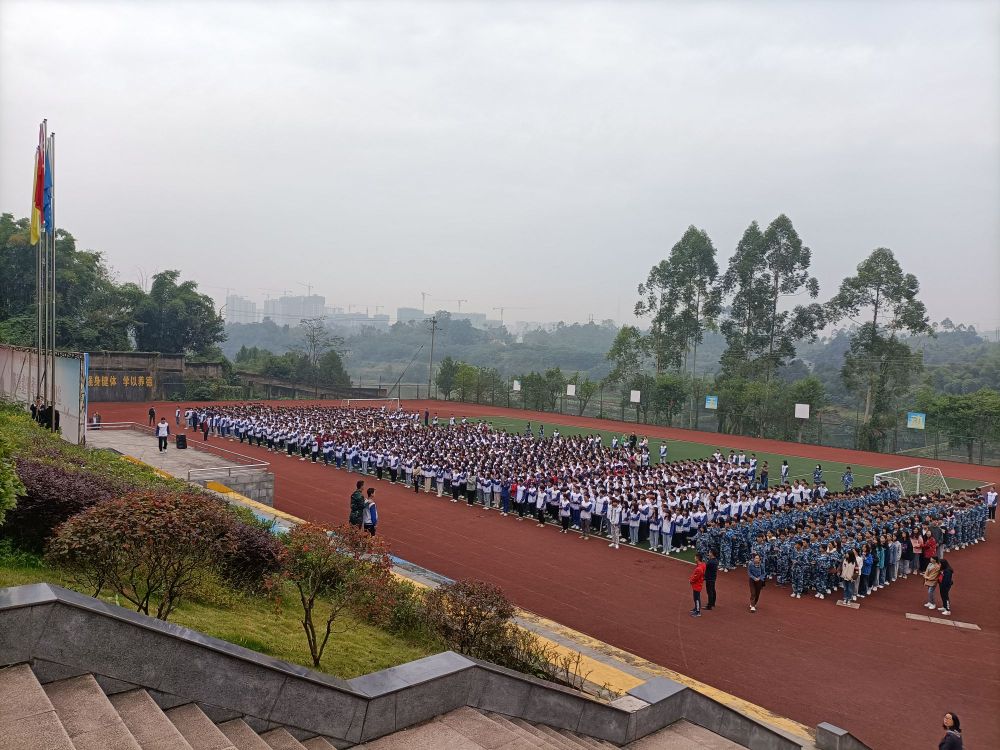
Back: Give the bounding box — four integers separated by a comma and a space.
259, 728, 309, 750
165, 704, 237, 750
109, 689, 195, 750
217, 719, 273, 750
439, 706, 527, 748
482, 712, 553, 748
0, 663, 75, 750
508, 717, 586, 750
625, 720, 745, 749
555, 728, 617, 749
44, 674, 143, 750
533, 723, 597, 750
299, 737, 337, 750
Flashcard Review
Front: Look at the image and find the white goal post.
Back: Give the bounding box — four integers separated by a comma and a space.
873, 465, 949, 496
341, 397, 402, 410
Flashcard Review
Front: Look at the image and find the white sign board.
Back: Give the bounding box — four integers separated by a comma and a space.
566, 383, 576, 397
512, 379, 521, 392
630, 389, 641, 403
794, 403, 810, 419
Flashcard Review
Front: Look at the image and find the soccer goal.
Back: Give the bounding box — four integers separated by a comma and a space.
873, 465, 950, 496
341, 397, 402, 410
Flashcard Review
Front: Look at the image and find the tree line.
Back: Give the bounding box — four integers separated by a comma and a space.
604, 215, 996, 451
0, 213, 225, 356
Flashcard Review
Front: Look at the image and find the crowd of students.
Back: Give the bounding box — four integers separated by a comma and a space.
176, 403, 993, 617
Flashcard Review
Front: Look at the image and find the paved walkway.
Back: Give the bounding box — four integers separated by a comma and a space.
86, 428, 255, 479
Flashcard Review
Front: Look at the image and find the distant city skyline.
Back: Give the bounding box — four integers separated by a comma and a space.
2, 2, 997, 333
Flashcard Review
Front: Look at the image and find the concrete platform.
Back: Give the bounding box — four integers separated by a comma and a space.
85, 427, 274, 504
86, 428, 249, 477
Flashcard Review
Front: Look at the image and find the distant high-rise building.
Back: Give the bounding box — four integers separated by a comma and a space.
260, 294, 327, 324
397, 307, 426, 324
225, 295, 258, 325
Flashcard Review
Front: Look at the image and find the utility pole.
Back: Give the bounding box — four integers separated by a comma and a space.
427, 316, 438, 399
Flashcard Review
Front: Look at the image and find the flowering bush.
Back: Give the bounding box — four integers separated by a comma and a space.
46, 490, 238, 620
282, 523, 395, 667
3, 459, 128, 551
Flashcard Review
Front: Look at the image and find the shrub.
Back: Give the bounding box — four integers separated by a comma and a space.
423, 579, 515, 658
0, 432, 25, 528
359, 575, 434, 638
219, 506, 286, 594
3, 459, 129, 551
46, 490, 238, 620
422, 579, 551, 678
281, 523, 396, 667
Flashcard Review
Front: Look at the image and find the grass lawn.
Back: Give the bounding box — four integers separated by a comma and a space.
0, 563, 440, 680
480, 416, 979, 491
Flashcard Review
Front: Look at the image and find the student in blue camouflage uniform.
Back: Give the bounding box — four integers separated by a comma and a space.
790, 540, 807, 598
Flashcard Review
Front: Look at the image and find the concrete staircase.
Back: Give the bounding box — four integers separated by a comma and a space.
355, 706, 743, 749
0, 664, 337, 750
1, 664, 745, 750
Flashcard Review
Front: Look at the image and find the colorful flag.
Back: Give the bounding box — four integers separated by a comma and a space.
43, 135, 53, 233
29, 123, 45, 245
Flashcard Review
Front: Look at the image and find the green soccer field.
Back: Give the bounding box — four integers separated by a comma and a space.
478, 415, 980, 492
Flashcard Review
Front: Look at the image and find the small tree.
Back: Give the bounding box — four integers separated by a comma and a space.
46, 491, 237, 620
282, 523, 395, 668
435, 356, 460, 399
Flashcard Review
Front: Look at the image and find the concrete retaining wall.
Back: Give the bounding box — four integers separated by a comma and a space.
195, 472, 274, 506
0, 583, 869, 749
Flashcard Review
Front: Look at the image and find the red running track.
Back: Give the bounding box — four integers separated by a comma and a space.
98, 402, 1000, 749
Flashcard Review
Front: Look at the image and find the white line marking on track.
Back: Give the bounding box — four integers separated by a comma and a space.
905, 613, 980, 630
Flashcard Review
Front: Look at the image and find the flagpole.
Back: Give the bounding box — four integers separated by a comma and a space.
35, 120, 47, 405
48, 132, 56, 431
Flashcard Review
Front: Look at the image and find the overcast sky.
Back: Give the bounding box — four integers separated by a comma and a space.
1, 1, 998, 331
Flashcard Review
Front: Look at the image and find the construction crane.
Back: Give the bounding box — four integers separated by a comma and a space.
438, 298, 469, 313
492, 306, 530, 326
296, 281, 314, 297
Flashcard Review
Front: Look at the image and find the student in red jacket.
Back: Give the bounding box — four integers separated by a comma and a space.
690, 552, 706, 617
923, 532, 938, 568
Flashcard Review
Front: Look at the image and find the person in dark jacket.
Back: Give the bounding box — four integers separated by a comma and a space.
704, 550, 719, 610
349, 480, 366, 527
938, 559, 954, 616
938, 712, 962, 750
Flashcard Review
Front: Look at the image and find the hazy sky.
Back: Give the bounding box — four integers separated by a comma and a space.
2, 1, 998, 331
